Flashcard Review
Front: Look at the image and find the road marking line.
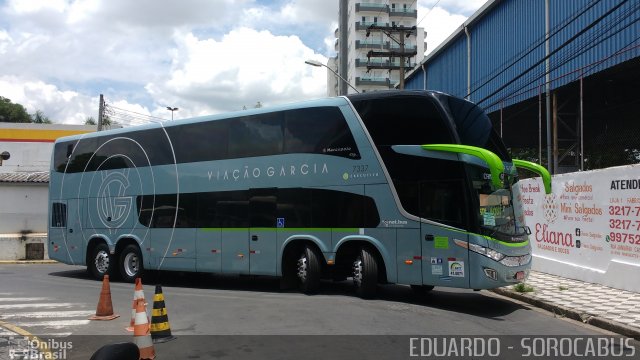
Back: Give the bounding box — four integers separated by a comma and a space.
0, 303, 76, 310
14, 320, 91, 329
0, 311, 95, 319
0, 320, 53, 358
0, 297, 51, 302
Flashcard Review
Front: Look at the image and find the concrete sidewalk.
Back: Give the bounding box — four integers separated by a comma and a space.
493, 271, 640, 340
0, 260, 58, 264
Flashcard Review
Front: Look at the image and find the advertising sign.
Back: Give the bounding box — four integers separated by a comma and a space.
515, 164, 640, 292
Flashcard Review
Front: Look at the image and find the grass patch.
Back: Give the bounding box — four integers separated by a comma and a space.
513, 283, 534, 293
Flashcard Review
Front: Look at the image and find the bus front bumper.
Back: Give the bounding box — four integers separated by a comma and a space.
469, 251, 531, 289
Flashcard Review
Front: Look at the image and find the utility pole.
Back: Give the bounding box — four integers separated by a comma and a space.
365, 25, 417, 90
97, 94, 104, 131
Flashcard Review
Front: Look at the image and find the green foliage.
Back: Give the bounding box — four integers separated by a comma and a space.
31, 110, 52, 124
0, 96, 32, 123
513, 282, 534, 293
85, 116, 97, 125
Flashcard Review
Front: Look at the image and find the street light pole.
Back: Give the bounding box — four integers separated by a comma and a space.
305, 59, 359, 94
166, 106, 178, 120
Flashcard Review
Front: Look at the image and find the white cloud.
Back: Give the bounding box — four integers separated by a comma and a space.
418, 0, 487, 17
147, 28, 327, 117
417, 5, 469, 55
0, 76, 96, 124
0, 0, 482, 126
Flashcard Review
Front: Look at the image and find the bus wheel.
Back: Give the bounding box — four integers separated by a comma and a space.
119, 244, 143, 283
411, 285, 434, 295
353, 247, 378, 299
89, 243, 113, 281
297, 246, 321, 294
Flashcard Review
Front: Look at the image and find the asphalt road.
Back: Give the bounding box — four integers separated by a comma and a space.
0, 263, 624, 359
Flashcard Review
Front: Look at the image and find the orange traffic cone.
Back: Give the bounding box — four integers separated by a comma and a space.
126, 277, 146, 331
89, 275, 120, 320
133, 298, 156, 360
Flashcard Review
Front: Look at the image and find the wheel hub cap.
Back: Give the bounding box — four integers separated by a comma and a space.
124, 253, 139, 277
297, 255, 308, 282
95, 251, 109, 273
353, 258, 363, 287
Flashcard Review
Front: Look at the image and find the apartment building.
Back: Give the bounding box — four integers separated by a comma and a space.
329, 0, 426, 95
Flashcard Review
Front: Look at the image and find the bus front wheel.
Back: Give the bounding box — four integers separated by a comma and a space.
297, 246, 321, 294
353, 247, 378, 299
89, 243, 113, 281
119, 244, 143, 283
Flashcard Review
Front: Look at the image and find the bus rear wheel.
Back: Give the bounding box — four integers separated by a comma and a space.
353, 247, 378, 299
88, 243, 113, 281
297, 246, 321, 294
119, 244, 143, 283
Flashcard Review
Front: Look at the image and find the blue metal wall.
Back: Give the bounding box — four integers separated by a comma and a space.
406, 0, 640, 113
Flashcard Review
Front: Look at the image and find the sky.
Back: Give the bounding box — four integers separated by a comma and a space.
0, 0, 486, 125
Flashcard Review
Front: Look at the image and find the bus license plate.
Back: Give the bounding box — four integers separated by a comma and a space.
515, 271, 525, 281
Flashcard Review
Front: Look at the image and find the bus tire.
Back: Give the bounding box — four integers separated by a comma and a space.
297, 246, 321, 294
353, 247, 378, 299
411, 285, 434, 295
119, 244, 143, 283
88, 243, 113, 281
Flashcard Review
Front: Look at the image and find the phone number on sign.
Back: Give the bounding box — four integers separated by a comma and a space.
607, 232, 640, 245
608, 206, 640, 217
609, 219, 640, 231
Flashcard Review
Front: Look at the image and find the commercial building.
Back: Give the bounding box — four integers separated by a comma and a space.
403, 0, 639, 173
0, 123, 95, 260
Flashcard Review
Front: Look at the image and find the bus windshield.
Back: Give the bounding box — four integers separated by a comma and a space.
468, 164, 527, 242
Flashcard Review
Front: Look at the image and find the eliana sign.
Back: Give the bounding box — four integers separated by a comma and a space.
515, 164, 640, 292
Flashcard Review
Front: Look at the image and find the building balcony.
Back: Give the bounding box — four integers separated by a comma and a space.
355, 40, 388, 49
355, 58, 388, 67
389, 43, 417, 51
356, 2, 389, 13
389, 9, 417, 18
355, 21, 388, 31
355, 77, 391, 87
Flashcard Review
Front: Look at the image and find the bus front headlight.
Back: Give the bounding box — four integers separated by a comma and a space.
467, 243, 505, 262
499, 254, 531, 267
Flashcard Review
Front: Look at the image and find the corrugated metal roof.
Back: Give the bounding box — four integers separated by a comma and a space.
406, 0, 639, 112
0, 172, 49, 183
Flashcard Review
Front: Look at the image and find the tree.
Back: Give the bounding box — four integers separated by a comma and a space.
31, 110, 52, 124
0, 96, 31, 123
85, 116, 97, 125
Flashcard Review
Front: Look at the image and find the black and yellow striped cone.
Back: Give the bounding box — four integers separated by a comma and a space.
150, 285, 176, 344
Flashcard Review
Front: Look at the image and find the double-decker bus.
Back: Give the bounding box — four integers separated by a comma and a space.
48, 90, 550, 298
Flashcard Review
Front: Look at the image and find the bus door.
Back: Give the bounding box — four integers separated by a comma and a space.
66, 198, 85, 265
419, 180, 470, 288
49, 201, 70, 263
219, 195, 250, 275
249, 188, 277, 276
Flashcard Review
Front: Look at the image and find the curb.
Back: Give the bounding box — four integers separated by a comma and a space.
492, 288, 640, 341
0, 260, 58, 264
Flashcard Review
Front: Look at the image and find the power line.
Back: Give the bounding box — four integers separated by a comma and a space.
475, 0, 630, 107
467, 0, 603, 98
483, 1, 639, 110
417, 0, 442, 27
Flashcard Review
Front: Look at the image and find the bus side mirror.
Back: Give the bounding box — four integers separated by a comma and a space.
512, 159, 552, 194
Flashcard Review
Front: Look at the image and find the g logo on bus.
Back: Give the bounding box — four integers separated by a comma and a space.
97, 169, 132, 231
